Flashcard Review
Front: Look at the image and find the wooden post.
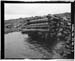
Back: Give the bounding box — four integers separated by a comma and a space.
46, 14, 53, 41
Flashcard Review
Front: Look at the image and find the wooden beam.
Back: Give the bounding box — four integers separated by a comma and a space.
22, 29, 49, 32
25, 24, 48, 28
29, 18, 48, 23
26, 22, 48, 26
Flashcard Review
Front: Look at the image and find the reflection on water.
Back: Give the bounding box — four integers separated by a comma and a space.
5, 32, 53, 58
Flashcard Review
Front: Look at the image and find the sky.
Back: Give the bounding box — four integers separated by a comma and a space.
5, 3, 71, 20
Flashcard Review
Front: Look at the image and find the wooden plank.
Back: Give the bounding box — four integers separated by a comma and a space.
26, 27, 48, 29
22, 29, 49, 32
25, 24, 48, 28
25, 26, 48, 29
29, 21, 48, 24
29, 18, 48, 23
26, 22, 48, 26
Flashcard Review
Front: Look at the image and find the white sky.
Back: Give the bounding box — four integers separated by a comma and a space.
5, 3, 71, 20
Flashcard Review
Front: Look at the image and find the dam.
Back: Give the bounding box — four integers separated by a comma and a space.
5, 14, 73, 58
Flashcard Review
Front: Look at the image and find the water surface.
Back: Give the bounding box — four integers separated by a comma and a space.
5, 32, 52, 58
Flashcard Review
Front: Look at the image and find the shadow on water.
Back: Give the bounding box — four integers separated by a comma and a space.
23, 32, 55, 59
24, 39, 53, 58
23, 31, 74, 59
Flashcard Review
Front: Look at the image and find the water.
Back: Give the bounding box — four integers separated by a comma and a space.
5, 32, 52, 59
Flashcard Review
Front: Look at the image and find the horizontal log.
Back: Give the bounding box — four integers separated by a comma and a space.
26, 22, 48, 26
22, 29, 49, 32
29, 18, 48, 23
26, 24, 48, 27
25, 25, 49, 29
29, 21, 48, 24
26, 27, 48, 29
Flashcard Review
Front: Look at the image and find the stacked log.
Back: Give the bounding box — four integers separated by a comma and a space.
21, 14, 73, 58
22, 18, 49, 33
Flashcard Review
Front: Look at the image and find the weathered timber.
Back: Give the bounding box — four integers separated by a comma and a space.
26, 24, 49, 27
22, 29, 49, 33
25, 26, 49, 29
27, 22, 48, 25
29, 18, 48, 23
24, 24, 49, 29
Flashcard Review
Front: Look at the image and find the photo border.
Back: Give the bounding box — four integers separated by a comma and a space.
1, 1, 74, 60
